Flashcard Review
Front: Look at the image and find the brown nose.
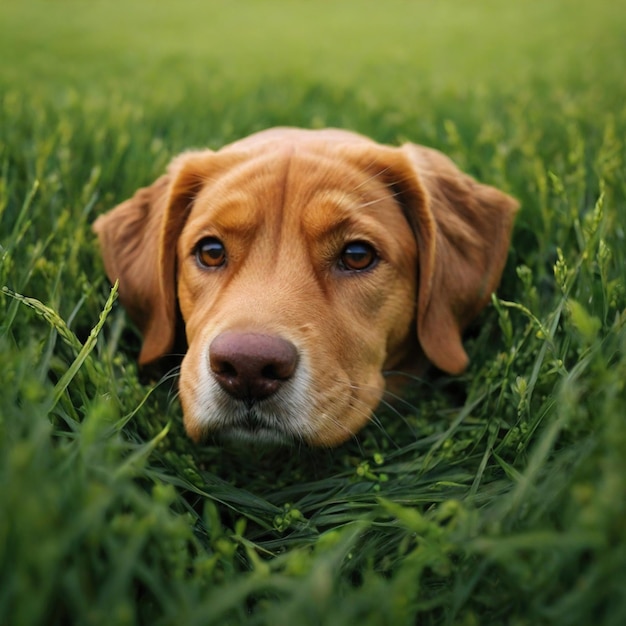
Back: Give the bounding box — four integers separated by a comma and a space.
209, 332, 298, 403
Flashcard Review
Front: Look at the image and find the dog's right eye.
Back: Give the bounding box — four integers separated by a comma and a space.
338, 241, 378, 272
195, 237, 226, 268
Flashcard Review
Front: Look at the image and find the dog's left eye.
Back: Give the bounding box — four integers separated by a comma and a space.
195, 237, 226, 268
338, 241, 378, 272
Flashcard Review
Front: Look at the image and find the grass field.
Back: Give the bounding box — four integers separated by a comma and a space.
1, 1, 626, 624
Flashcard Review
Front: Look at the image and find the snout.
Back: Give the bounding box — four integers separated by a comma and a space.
209, 332, 299, 405
180, 323, 384, 446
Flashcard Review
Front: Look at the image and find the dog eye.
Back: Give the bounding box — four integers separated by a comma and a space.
195, 237, 226, 268
339, 241, 378, 272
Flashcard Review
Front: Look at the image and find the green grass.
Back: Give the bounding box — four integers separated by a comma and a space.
1, 1, 626, 624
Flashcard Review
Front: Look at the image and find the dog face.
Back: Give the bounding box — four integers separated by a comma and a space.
94, 128, 517, 446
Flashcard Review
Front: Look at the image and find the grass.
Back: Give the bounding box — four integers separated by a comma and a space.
1, 0, 626, 624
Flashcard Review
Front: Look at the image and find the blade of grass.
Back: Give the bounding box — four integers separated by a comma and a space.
49, 281, 118, 410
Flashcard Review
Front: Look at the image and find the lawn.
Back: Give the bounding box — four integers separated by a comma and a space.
1, 1, 625, 624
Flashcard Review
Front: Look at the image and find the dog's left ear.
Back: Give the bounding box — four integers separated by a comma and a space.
343, 141, 518, 374
398, 144, 519, 374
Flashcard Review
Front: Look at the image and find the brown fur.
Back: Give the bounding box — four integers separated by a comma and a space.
94, 128, 518, 446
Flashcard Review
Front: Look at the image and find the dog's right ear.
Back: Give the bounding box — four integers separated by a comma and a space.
93, 151, 221, 364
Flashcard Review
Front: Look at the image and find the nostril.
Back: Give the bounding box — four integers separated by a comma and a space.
212, 358, 238, 378
261, 363, 279, 380
261, 360, 294, 381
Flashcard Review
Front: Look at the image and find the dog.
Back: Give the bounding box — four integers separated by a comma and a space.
93, 128, 518, 446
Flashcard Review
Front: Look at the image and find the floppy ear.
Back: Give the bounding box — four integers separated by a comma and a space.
93, 150, 220, 364
399, 144, 519, 374
340, 141, 517, 373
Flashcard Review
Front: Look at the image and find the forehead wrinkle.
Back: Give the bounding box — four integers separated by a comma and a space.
293, 180, 416, 279
281, 150, 368, 221
298, 178, 401, 233
187, 150, 295, 234
299, 189, 362, 239
195, 147, 301, 279
276, 150, 415, 269
303, 194, 408, 255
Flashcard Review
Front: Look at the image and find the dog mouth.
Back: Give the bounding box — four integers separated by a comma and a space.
206, 405, 300, 446
216, 425, 294, 446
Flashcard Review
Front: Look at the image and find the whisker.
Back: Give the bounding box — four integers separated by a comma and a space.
340, 379, 424, 443
302, 386, 372, 453
367, 411, 402, 450
378, 388, 424, 414
382, 369, 432, 387
164, 352, 187, 359
166, 387, 181, 412
334, 381, 408, 449
158, 367, 182, 383
153, 369, 182, 391
349, 163, 394, 192
320, 401, 366, 453
355, 189, 404, 211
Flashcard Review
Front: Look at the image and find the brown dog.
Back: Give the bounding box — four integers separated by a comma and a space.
94, 128, 517, 446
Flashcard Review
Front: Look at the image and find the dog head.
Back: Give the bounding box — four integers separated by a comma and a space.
94, 128, 517, 446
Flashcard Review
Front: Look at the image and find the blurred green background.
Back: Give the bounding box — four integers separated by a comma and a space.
3, 0, 624, 105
